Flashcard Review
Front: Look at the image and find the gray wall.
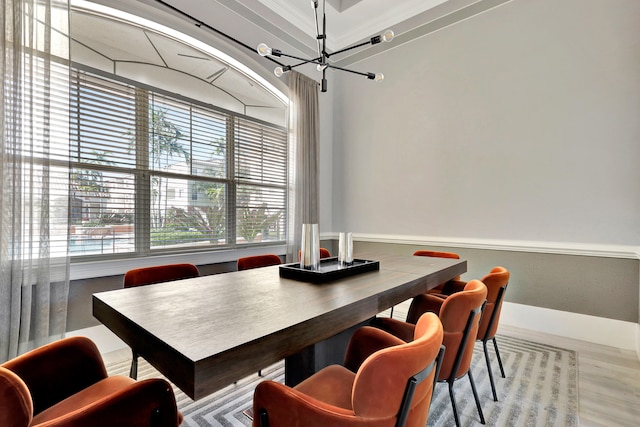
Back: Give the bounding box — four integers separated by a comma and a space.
327, 0, 640, 321
354, 241, 639, 323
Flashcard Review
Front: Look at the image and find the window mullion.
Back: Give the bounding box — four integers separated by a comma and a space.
227, 116, 236, 245
135, 88, 150, 255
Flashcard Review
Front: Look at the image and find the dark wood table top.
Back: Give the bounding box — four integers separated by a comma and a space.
93, 252, 466, 399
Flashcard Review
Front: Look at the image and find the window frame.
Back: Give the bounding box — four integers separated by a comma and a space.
69, 64, 288, 263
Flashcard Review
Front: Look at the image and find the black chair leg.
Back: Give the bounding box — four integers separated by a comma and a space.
389, 305, 394, 318
129, 351, 138, 380
448, 382, 461, 427
258, 409, 269, 427
467, 370, 486, 424
483, 340, 498, 401
492, 337, 506, 378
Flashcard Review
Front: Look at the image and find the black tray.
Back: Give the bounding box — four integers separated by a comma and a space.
279, 257, 380, 284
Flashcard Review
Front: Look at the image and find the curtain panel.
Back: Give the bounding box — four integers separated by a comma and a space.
286, 71, 319, 263
1, 0, 71, 361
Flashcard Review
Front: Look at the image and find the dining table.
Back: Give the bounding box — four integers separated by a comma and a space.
92, 252, 466, 400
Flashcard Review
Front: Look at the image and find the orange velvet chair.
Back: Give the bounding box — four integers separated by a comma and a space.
123, 263, 200, 378
237, 254, 282, 271
388, 250, 460, 318
413, 250, 461, 290
123, 263, 200, 288
0, 336, 182, 427
253, 312, 444, 427
426, 266, 510, 401
297, 247, 332, 260
373, 280, 487, 427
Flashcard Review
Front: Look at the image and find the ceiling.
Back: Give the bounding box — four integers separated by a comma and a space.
69, 0, 508, 120
149, 0, 504, 59
248, 0, 452, 51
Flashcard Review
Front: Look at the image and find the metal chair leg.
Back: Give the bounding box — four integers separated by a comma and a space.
467, 370, 486, 424
448, 382, 462, 427
129, 351, 138, 380
493, 337, 506, 378
483, 340, 499, 401
258, 409, 269, 427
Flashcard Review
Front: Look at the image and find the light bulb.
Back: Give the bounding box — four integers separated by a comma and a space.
317, 63, 328, 72
257, 43, 272, 56
274, 67, 284, 77
375, 73, 384, 82
382, 29, 394, 43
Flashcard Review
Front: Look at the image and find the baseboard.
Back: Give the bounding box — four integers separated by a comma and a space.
66, 325, 128, 355
501, 302, 638, 353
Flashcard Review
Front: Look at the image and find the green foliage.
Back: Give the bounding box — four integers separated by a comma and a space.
150, 229, 206, 246
70, 150, 114, 195
164, 205, 225, 242
237, 205, 282, 243
97, 212, 133, 224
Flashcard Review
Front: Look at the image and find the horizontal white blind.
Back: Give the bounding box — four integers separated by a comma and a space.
69, 69, 287, 258
235, 117, 287, 244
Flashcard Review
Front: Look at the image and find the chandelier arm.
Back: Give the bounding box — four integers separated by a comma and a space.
313, 1, 322, 58
326, 40, 373, 58
326, 64, 374, 78
274, 51, 323, 64
153, 0, 286, 67
286, 59, 322, 70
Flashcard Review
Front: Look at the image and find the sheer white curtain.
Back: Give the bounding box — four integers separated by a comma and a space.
286, 71, 319, 262
1, 0, 71, 361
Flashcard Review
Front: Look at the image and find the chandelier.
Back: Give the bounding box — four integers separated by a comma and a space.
256, 0, 394, 92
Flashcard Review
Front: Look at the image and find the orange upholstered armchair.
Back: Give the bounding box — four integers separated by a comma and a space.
253, 312, 444, 427
0, 336, 182, 427
124, 263, 200, 288
413, 250, 461, 291
387, 250, 460, 319
428, 266, 510, 401
237, 254, 282, 271
297, 247, 332, 260
123, 263, 200, 378
373, 280, 488, 427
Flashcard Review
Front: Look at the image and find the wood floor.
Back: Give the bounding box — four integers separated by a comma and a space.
500, 324, 640, 427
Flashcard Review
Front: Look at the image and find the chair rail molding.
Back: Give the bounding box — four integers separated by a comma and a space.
326, 232, 640, 260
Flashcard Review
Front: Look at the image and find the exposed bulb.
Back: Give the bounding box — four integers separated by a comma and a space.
274, 67, 284, 77
375, 73, 384, 82
257, 43, 272, 56
381, 29, 394, 43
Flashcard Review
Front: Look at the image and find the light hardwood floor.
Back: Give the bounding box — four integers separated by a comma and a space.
500, 324, 640, 427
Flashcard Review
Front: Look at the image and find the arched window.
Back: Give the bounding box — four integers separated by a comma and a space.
68, 1, 289, 258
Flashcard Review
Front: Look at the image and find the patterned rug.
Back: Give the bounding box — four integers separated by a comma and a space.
106, 335, 578, 426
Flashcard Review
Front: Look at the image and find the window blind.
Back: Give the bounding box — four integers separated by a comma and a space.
69, 69, 287, 258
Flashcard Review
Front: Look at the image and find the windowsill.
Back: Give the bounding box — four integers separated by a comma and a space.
69, 245, 287, 280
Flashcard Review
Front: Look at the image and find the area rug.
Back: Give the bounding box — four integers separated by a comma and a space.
106, 334, 577, 427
